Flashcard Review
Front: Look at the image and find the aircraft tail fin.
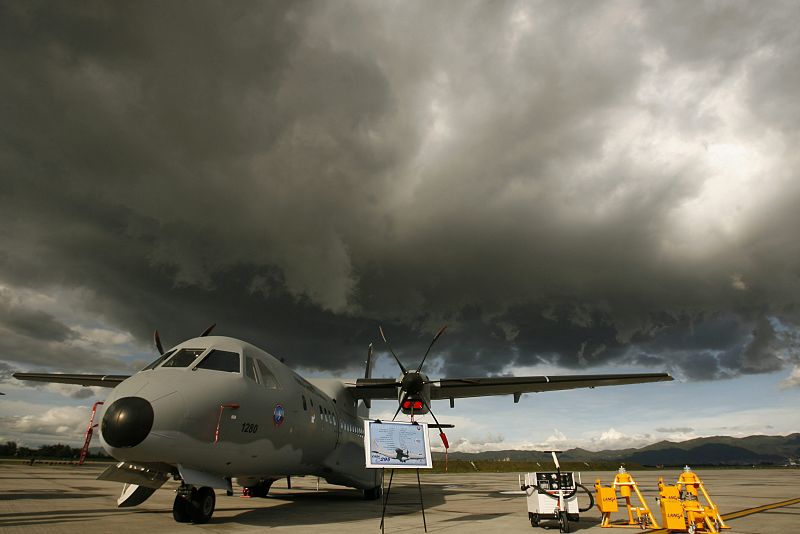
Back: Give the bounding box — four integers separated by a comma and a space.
364, 343, 373, 379
362, 343, 374, 409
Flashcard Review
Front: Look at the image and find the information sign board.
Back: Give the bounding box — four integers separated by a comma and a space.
364, 420, 433, 469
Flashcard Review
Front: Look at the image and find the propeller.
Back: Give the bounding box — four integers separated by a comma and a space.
200, 323, 216, 337
379, 325, 451, 467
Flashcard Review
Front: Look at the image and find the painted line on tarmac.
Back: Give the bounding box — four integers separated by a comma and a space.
644, 497, 800, 533
720, 496, 800, 521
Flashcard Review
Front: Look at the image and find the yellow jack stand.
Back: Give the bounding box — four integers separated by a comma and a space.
657, 466, 730, 533
595, 467, 660, 529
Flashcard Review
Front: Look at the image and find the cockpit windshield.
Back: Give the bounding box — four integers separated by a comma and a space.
195, 349, 240, 373
142, 349, 175, 371
161, 348, 205, 368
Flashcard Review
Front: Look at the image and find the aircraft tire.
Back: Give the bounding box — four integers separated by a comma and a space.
189, 487, 215, 524
363, 485, 382, 500
172, 494, 192, 523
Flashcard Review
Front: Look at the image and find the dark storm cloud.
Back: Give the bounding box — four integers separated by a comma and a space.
1, 1, 799, 382
0, 293, 74, 342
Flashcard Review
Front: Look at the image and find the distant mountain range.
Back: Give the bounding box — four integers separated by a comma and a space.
436, 434, 800, 467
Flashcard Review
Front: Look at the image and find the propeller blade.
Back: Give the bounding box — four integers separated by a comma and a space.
153, 330, 164, 355
420, 397, 450, 449
419, 397, 442, 429
392, 392, 409, 421
200, 323, 216, 337
416, 325, 447, 372
379, 326, 407, 374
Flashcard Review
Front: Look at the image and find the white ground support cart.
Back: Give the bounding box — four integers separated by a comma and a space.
520, 451, 591, 532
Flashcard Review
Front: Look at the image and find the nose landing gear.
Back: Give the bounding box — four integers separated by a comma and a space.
173, 485, 216, 524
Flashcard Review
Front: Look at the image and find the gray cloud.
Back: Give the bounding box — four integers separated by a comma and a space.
0, 1, 799, 382
0, 362, 13, 382
655, 427, 695, 434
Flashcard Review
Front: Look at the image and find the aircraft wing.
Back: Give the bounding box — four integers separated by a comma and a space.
12, 373, 130, 388
349, 373, 672, 400
430, 373, 672, 399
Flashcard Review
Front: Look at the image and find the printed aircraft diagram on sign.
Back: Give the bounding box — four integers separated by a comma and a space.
370, 441, 427, 464
13, 324, 672, 524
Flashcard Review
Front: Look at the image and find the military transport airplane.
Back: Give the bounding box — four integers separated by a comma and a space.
13, 325, 672, 524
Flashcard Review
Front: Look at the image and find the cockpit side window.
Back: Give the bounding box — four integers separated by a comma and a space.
196, 349, 241, 373
244, 357, 259, 382
142, 349, 175, 371
162, 348, 205, 368
256, 360, 279, 389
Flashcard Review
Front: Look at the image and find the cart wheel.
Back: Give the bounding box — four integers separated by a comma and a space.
530, 512, 539, 527
559, 510, 570, 533
687, 525, 696, 534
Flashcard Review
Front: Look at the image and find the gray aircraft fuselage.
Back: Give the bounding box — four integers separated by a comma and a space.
101, 335, 379, 491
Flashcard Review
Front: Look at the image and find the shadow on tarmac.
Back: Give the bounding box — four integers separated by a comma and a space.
214, 484, 448, 527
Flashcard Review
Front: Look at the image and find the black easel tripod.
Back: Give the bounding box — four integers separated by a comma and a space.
379, 467, 427, 533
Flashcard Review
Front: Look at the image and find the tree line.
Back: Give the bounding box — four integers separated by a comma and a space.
0, 441, 108, 459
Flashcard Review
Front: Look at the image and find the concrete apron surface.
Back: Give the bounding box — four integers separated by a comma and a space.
1, 464, 798, 533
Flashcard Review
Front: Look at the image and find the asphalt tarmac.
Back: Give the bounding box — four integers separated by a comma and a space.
1, 463, 798, 533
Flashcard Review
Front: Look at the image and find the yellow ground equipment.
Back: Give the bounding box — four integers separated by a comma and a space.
657, 466, 729, 533
595, 467, 660, 529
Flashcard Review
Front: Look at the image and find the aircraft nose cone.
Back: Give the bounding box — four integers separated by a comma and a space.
101, 397, 154, 448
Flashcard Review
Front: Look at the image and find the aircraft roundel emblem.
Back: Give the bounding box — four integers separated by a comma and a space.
273, 404, 285, 427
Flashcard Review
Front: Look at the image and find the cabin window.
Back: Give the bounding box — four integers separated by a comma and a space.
244, 357, 259, 381
142, 349, 175, 371
196, 349, 241, 373
162, 348, 205, 368
302, 395, 307, 411
256, 360, 279, 389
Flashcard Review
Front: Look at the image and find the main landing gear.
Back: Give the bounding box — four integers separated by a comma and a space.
364, 485, 383, 500
173, 485, 216, 524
